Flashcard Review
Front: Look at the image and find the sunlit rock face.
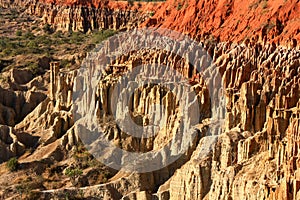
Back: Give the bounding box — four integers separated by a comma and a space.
0, 0, 148, 33
1, 28, 300, 198
156, 43, 300, 200
70, 29, 300, 199
0, 0, 300, 198
2, 35, 300, 199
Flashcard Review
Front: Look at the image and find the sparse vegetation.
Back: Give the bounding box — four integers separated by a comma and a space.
26, 40, 38, 48
16, 30, 22, 36
149, 11, 155, 17
7, 8, 18, 20
249, 0, 268, 10
91, 29, 117, 43
43, 23, 53, 34
23, 31, 35, 40
27, 62, 39, 75
0, 26, 116, 72
177, 2, 182, 10
127, 0, 134, 6
60, 59, 73, 68
249, 1, 259, 9
263, 21, 275, 33
69, 31, 86, 44
261, 0, 268, 9
65, 168, 83, 179
0, 6, 117, 197
7, 157, 19, 172
184, 1, 189, 9
15, 176, 43, 199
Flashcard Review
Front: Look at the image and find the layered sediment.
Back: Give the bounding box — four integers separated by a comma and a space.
24, 35, 300, 199
0, 0, 300, 199
0, 0, 149, 32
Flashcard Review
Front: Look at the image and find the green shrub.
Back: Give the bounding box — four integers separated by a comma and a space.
36, 35, 52, 46
43, 23, 53, 34
16, 30, 22, 37
27, 62, 39, 75
8, 9, 18, 20
27, 41, 38, 48
65, 168, 83, 180
7, 157, 19, 172
54, 30, 63, 38
69, 31, 86, 44
92, 29, 116, 43
2, 49, 12, 56
149, 11, 155, 17
177, 3, 182, 10
23, 31, 35, 40
65, 168, 83, 177
60, 59, 72, 68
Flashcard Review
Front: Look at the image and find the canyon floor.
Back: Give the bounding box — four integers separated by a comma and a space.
0, 0, 300, 200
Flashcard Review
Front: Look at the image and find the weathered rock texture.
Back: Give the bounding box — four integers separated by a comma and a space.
143, 0, 300, 44
0, 0, 149, 32
0, 0, 300, 200
31, 37, 300, 200
153, 42, 300, 200
1, 0, 299, 44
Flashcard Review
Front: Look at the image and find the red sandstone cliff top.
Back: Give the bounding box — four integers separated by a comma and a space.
40, 0, 300, 44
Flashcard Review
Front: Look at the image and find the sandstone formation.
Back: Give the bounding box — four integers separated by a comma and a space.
0, 0, 300, 200
0, 0, 149, 33
1, 0, 299, 44
143, 0, 300, 44
24, 32, 300, 200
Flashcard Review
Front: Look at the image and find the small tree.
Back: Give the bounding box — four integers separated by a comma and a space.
65, 167, 83, 186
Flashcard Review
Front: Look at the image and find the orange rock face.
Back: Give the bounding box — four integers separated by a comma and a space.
0, 0, 300, 199
4, 0, 300, 45
143, 0, 300, 44
18, 0, 300, 44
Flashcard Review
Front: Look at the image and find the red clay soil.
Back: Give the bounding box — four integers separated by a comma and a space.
40, 0, 300, 44
143, 0, 300, 44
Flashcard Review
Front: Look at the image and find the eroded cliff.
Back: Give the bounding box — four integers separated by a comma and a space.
0, 0, 299, 200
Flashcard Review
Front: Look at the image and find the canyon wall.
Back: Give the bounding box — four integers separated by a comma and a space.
34, 35, 300, 199
1, 0, 299, 44
0, 0, 149, 32
0, 0, 300, 199
158, 42, 300, 200
143, 0, 300, 45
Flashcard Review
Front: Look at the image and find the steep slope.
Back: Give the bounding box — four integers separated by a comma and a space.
144, 0, 300, 44
2, 0, 299, 44
0, 0, 300, 199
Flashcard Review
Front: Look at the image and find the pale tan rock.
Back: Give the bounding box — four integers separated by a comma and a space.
0, 6, 299, 198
